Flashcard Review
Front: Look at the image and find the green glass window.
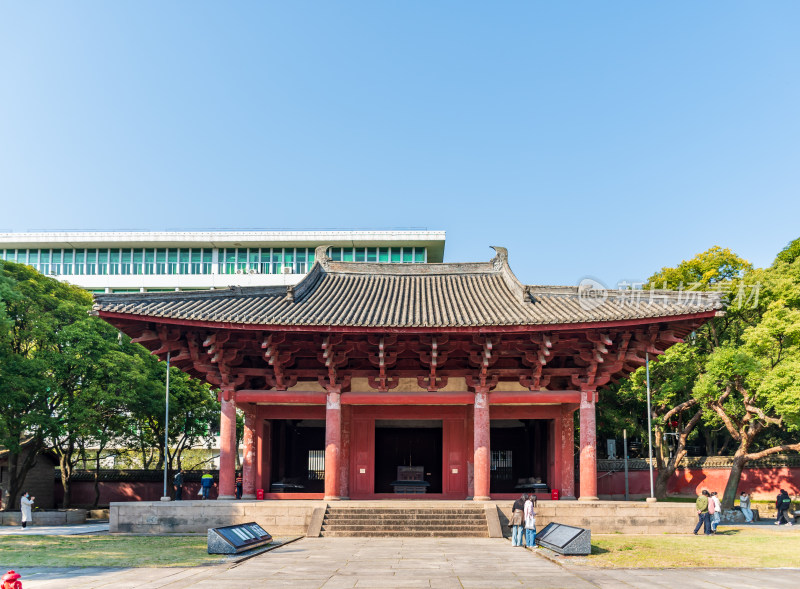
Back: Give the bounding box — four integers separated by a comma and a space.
237, 248, 247, 270
51, 250, 61, 275
390, 248, 401, 263
144, 249, 155, 274
63, 250, 73, 274
75, 250, 85, 275
17, 249, 28, 264
202, 248, 213, 274
249, 249, 259, 271
343, 248, 354, 262
155, 249, 166, 274
307, 249, 315, 267
260, 249, 271, 273
133, 250, 144, 275
4, 249, 15, 262
167, 249, 178, 274
271, 249, 283, 274
98, 250, 109, 275
355, 248, 365, 262
224, 249, 237, 274
402, 248, 413, 263
39, 250, 50, 275
109, 250, 120, 275
296, 249, 306, 273
414, 248, 425, 263
329, 247, 341, 261
190, 249, 201, 274
366, 247, 377, 262
120, 250, 131, 274
378, 247, 389, 262
86, 250, 97, 275
28, 249, 39, 268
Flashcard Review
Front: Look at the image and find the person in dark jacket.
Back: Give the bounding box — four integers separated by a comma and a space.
173, 470, 185, 500
510, 494, 526, 546
775, 489, 793, 526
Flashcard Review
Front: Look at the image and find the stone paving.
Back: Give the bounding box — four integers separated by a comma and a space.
5, 537, 800, 588
0, 523, 109, 536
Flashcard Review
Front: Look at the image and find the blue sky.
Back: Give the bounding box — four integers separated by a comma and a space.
1, 1, 798, 287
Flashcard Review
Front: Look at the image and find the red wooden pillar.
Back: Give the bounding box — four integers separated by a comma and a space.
324, 388, 342, 500
339, 405, 351, 499
473, 388, 491, 501
579, 389, 598, 501
218, 389, 237, 500
560, 404, 577, 499
241, 406, 257, 499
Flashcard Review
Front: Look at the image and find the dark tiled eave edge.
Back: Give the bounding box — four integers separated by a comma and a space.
92, 246, 725, 329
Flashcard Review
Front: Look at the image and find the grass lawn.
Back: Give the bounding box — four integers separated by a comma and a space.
586, 526, 800, 568
0, 535, 231, 568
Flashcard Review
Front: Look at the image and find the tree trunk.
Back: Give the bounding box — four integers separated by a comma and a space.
93, 452, 102, 508
722, 453, 747, 510
3, 441, 41, 512
59, 453, 73, 509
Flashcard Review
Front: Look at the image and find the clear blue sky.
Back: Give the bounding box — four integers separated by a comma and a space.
1, 1, 798, 287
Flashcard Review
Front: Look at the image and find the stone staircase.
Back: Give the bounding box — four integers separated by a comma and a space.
319, 505, 490, 537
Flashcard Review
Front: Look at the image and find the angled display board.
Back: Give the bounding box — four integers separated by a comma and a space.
535, 522, 590, 555
208, 522, 272, 554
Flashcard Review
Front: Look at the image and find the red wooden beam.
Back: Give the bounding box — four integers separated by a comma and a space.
236, 391, 326, 404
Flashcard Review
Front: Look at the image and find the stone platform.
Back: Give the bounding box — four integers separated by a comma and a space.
111, 499, 696, 535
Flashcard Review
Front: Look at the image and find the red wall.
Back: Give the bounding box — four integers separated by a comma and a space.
54, 481, 213, 505
598, 466, 800, 500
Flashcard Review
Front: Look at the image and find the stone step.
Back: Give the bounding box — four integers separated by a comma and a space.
324, 513, 486, 521
322, 523, 487, 530
328, 507, 484, 515
321, 530, 489, 537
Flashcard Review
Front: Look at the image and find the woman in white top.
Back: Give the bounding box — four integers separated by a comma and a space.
524, 495, 537, 548
739, 492, 753, 523
710, 491, 722, 533
20, 492, 34, 529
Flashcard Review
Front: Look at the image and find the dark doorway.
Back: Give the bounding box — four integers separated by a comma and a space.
490, 419, 550, 493
374, 420, 442, 494
269, 419, 325, 493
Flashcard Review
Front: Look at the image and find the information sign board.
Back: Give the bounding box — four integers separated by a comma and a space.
208, 522, 272, 554
535, 522, 590, 556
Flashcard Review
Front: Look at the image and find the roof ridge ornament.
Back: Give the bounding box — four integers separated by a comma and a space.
314, 244, 332, 270
490, 246, 509, 271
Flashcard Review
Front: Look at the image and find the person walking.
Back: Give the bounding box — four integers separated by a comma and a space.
524, 494, 537, 549
710, 491, 722, 534
20, 492, 34, 529
775, 489, 793, 526
173, 469, 185, 501
739, 492, 753, 523
510, 494, 526, 546
201, 471, 214, 500
693, 489, 711, 535
235, 472, 243, 500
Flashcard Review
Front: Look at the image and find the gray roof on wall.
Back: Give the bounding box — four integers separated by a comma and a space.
92, 247, 724, 328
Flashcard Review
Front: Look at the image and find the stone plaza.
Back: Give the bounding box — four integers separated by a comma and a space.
8, 536, 800, 589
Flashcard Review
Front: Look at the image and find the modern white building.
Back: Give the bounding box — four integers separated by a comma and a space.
0, 230, 446, 293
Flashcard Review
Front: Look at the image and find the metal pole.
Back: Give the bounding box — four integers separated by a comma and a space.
646, 352, 655, 500
624, 428, 629, 501
163, 351, 171, 499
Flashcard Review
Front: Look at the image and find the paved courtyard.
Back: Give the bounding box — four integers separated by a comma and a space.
7, 537, 800, 588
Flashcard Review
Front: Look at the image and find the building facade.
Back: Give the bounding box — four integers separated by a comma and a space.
93, 246, 723, 501
0, 230, 445, 293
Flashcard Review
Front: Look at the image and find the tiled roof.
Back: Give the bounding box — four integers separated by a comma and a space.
92, 247, 724, 328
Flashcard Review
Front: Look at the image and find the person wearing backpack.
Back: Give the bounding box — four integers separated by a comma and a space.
775, 489, 793, 526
